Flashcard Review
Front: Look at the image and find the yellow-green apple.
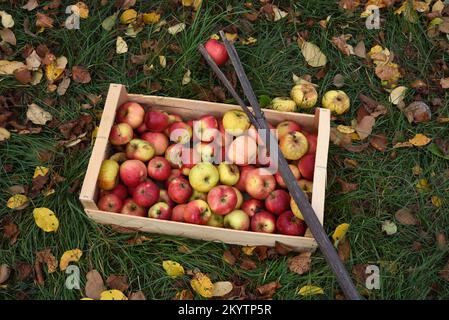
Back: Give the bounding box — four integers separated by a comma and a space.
145, 109, 170, 132
204, 39, 229, 66
98, 159, 119, 190
148, 202, 172, 220
206, 185, 237, 215
141, 132, 169, 156
232, 187, 243, 209
188, 162, 219, 193
168, 177, 193, 204
276, 121, 302, 140
265, 189, 291, 215
250, 211, 276, 233
322, 90, 350, 115
184, 199, 212, 224
110, 152, 127, 164
165, 144, 183, 168
290, 197, 303, 220
304, 132, 317, 155
207, 213, 224, 228
126, 139, 155, 162
121, 198, 146, 217
180, 147, 199, 175
194, 142, 216, 163
116, 102, 145, 128
298, 179, 313, 195
158, 189, 175, 208
245, 168, 276, 200
227, 135, 257, 166
290, 83, 318, 109
223, 210, 250, 230
241, 198, 264, 217
189, 190, 207, 201
193, 115, 218, 142
271, 97, 296, 112
234, 165, 255, 192
109, 123, 133, 145
218, 163, 240, 186
98, 193, 123, 213
172, 204, 186, 222
275, 164, 300, 188
166, 169, 182, 187
276, 210, 306, 236
147, 156, 171, 181
279, 131, 309, 160
120, 159, 148, 187
133, 180, 160, 207
222, 110, 250, 136
169, 121, 192, 144
297, 154, 315, 180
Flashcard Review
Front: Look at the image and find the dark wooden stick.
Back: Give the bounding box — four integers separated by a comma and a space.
198, 32, 362, 300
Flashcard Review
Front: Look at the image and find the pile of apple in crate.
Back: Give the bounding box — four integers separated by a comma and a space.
97, 102, 317, 237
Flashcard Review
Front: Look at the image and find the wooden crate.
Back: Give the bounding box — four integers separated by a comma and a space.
79, 84, 330, 252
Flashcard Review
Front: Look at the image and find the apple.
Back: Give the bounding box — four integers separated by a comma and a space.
168, 113, 183, 124
188, 162, 219, 193
194, 141, 217, 163
141, 132, 169, 156
298, 179, 313, 195
265, 189, 291, 215
127, 186, 136, 195
207, 213, 224, 228
121, 198, 146, 217
136, 122, 148, 134
166, 169, 182, 186
279, 131, 309, 160
235, 165, 255, 192
98, 193, 123, 213
222, 110, 250, 136
290, 197, 303, 220
189, 190, 207, 201
116, 102, 145, 128
218, 163, 240, 186
227, 135, 257, 166
322, 90, 350, 115
204, 39, 229, 66
216, 119, 233, 147
223, 210, 250, 231
168, 177, 193, 204
232, 187, 243, 209
147, 156, 171, 181
193, 115, 219, 143
290, 83, 318, 109
298, 154, 315, 180
169, 121, 192, 144
276, 121, 302, 140
206, 185, 237, 215
248, 123, 277, 146
109, 152, 127, 164
165, 144, 183, 168
251, 211, 276, 233
145, 109, 169, 132
98, 159, 120, 190
148, 202, 172, 220
109, 183, 128, 200
109, 123, 133, 145
158, 189, 175, 208
180, 147, 200, 175
172, 204, 186, 222
241, 198, 264, 217
132, 180, 160, 207
275, 164, 300, 188
184, 199, 212, 225
126, 139, 155, 162
276, 211, 306, 236
245, 168, 276, 200
271, 97, 297, 112
304, 132, 317, 155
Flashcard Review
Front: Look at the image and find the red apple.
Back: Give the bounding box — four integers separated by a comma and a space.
116, 102, 145, 128
234, 165, 255, 192
192, 115, 219, 142
120, 160, 147, 187
158, 189, 175, 208
126, 139, 155, 162
251, 211, 276, 233
206, 185, 237, 215
169, 121, 192, 144
245, 168, 276, 200
172, 204, 186, 222
276, 211, 306, 236
121, 198, 146, 217
166, 169, 182, 187
223, 210, 249, 230
141, 132, 169, 156
136, 122, 148, 134
144, 109, 169, 132
168, 113, 183, 124
265, 189, 291, 215
132, 180, 160, 207
241, 198, 264, 217
109, 123, 133, 145
180, 147, 200, 175
148, 202, 172, 220
204, 39, 229, 66
168, 177, 193, 204
304, 132, 317, 155
147, 156, 171, 181
184, 199, 212, 225
297, 154, 315, 180
275, 164, 300, 188
165, 144, 183, 168
194, 141, 217, 163
98, 193, 123, 213
276, 121, 301, 140
110, 183, 128, 200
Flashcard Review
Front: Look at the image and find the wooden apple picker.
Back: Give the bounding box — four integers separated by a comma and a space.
199, 31, 362, 300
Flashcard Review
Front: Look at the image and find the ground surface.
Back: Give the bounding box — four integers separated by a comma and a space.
0, 0, 448, 300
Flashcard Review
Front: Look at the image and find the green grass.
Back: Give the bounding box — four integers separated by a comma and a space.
1, 0, 449, 300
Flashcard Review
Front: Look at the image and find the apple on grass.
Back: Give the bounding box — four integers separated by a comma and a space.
147, 156, 171, 181
193, 115, 219, 143
223, 210, 250, 231
276, 121, 302, 140
207, 213, 224, 228
126, 139, 155, 162
109, 123, 133, 146
148, 202, 172, 220
218, 163, 240, 186
290, 83, 318, 109
172, 204, 186, 222
279, 131, 309, 161
276, 211, 306, 236
241, 199, 264, 217
132, 181, 160, 207
121, 199, 146, 217
265, 189, 291, 215
250, 211, 276, 233
144, 109, 169, 132
120, 160, 147, 187
322, 90, 350, 115
270, 97, 296, 112
275, 164, 300, 188
184, 200, 212, 225
158, 189, 175, 208
98, 193, 123, 213
297, 154, 315, 181
116, 102, 145, 128
222, 109, 250, 136
245, 168, 276, 200
169, 121, 192, 144
188, 162, 219, 193
98, 159, 119, 191
206, 185, 237, 215
234, 165, 255, 192
168, 177, 193, 204
204, 39, 229, 66
141, 132, 169, 156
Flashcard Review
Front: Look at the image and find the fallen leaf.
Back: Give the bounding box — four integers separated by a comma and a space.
45, 61, 64, 82
287, 252, 312, 275
173, 289, 193, 300
106, 275, 129, 292
26, 103, 52, 125
33, 207, 59, 232
0, 28, 16, 46
332, 223, 350, 247
241, 246, 256, 256
370, 134, 387, 152
0, 11, 14, 28
416, 178, 430, 192
25, 50, 41, 70
436, 232, 447, 249
352, 263, 369, 283
298, 285, 324, 296
129, 291, 146, 300
36, 12, 54, 29
162, 260, 185, 278
275, 241, 293, 255
0, 60, 26, 75
100, 289, 128, 300
333, 74, 345, 88
119, 8, 137, 24
257, 281, 281, 298
16, 262, 32, 281
389, 86, 407, 105
409, 133, 431, 147
212, 281, 233, 297
353, 41, 366, 58
241, 37, 257, 45
85, 270, 106, 300
72, 66, 91, 83
440, 77, 449, 89
7, 194, 30, 210
439, 259, 449, 281
223, 250, 236, 265
22, 0, 39, 11
190, 272, 213, 298
168, 22, 186, 35
298, 38, 327, 67
73, 2, 89, 19
395, 208, 419, 225
336, 177, 358, 194
382, 220, 397, 235
431, 196, 443, 208
412, 165, 422, 176
403, 101, 431, 123
0, 127, 11, 141
355, 116, 375, 140
337, 125, 355, 134
375, 62, 401, 87
60, 249, 82, 271
331, 34, 354, 56
36, 249, 57, 273
101, 12, 118, 31
2, 219, 20, 244
116, 36, 128, 54
14, 67, 32, 84
159, 55, 166, 68
338, 238, 351, 262
0, 264, 10, 284
393, 141, 413, 148
273, 6, 288, 21
339, 0, 361, 11
182, 69, 191, 85
57, 76, 71, 96
143, 12, 161, 24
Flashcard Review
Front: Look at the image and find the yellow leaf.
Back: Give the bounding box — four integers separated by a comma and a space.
0, 127, 11, 141
182, 0, 202, 10
241, 246, 256, 256
332, 223, 349, 247
100, 290, 128, 300
101, 12, 118, 31
45, 62, 64, 82
125, 24, 143, 37
393, 141, 413, 148
7, 194, 29, 210
60, 249, 82, 271
182, 69, 191, 85
389, 86, 407, 105
116, 36, 128, 54
337, 125, 355, 134
42, 188, 55, 197
168, 22, 186, 35
143, 12, 161, 24
408, 133, 431, 147
0, 11, 14, 28
74, 2, 89, 19
273, 6, 288, 21
298, 285, 324, 296
210, 33, 219, 40
431, 196, 442, 207
0, 60, 26, 75
225, 32, 238, 42
119, 9, 137, 24
162, 260, 185, 278
159, 55, 166, 68
33, 207, 59, 232
33, 166, 49, 178
416, 178, 430, 191
432, 0, 445, 13
298, 39, 327, 67
241, 37, 257, 45
190, 272, 214, 298
412, 165, 422, 176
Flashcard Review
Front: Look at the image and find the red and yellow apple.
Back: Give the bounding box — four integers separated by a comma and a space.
250, 211, 276, 233
132, 180, 160, 207
148, 201, 172, 220
222, 110, 250, 136
245, 168, 276, 200
223, 210, 250, 230
109, 123, 133, 146
126, 139, 155, 162
98, 159, 120, 190
279, 131, 309, 160
141, 132, 169, 156
116, 102, 145, 128
184, 199, 212, 225
168, 177, 193, 204
206, 185, 237, 215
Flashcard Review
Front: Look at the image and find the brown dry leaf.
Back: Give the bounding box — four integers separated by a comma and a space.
275, 241, 293, 255
173, 289, 193, 300
394, 208, 419, 225
409, 133, 431, 147
240, 257, 257, 270
14, 68, 32, 84
254, 246, 268, 262
2, 219, 20, 245
129, 291, 146, 300
393, 141, 413, 148
0, 28, 16, 46
353, 41, 366, 58
0, 264, 11, 284
440, 77, 449, 89
370, 134, 388, 152
23, 0, 39, 11
439, 260, 449, 281
352, 263, 369, 284
375, 63, 401, 86
436, 233, 447, 249
85, 269, 106, 300
16, 262, 33, 281
36, 249, 57, 273
126, 235, 152, 245
72, 66, 91, 84
403, 101, 431, 123
106, 275, 129, 292
244, 12, 259, 22
57, 76, 70, 96
355, 115, 375, 140
223, 250, 236, 266
331, 34, 354, 56
287, 252, 311, 275
343, 158, 359, 168
36, 12, 54, 29
336, 177, 358, 194
338, 238, 351, 262
339, 0, 360, 11
256, 281, 281, 298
